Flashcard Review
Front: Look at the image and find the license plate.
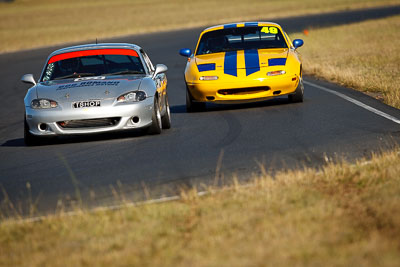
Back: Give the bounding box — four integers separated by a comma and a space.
72, 100, 101, 108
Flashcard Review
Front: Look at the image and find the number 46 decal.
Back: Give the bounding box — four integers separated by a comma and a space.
261, 26, 278, 34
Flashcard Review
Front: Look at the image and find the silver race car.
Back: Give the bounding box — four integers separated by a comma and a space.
22, 43, 171, 145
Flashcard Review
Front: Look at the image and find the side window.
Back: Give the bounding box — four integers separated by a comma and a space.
141, 50, 155, 74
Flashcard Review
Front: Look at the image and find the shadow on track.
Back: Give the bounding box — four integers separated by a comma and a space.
170, 105, 187, 114
171, 96, 297, 114
1, 138, 25, 147
1, 129, 152, 147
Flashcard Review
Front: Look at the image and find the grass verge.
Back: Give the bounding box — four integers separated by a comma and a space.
0, 0, 399, 53
292, 15, 400, 108
1, 150, 400, 266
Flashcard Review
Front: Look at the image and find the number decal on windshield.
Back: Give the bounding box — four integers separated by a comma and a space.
261, 26, 278, 34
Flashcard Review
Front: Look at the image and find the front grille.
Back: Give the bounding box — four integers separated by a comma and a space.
57, 117, 120, 129
218, 87, 270, 95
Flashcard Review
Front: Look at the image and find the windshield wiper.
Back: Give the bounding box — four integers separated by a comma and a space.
103, 70, 144, 76
53, 73, 96, 80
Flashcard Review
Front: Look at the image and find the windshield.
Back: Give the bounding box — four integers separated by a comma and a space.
41, 49, 146, 81
196, 26, 288, 55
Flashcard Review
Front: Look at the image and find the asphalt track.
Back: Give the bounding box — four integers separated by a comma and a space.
1, 6, 400, 216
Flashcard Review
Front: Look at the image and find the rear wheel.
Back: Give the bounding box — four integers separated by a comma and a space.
186, 87, 205, 112
24, 118, 41, 146
161, 94, 171, 129
147, 97, 162, 135
288, 78, 304, 103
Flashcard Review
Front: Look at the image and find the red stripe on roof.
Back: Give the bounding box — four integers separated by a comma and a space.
48, 49, 139, 64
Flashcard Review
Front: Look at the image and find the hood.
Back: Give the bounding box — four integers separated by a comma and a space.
35, 76, 143, 102
195, 48, 289, 76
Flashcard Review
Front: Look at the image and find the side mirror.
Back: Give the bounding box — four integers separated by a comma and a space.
21, 74, 36, 85
293, 39, 304, 49
153, 64, 168, 78
179, 48, 192, 57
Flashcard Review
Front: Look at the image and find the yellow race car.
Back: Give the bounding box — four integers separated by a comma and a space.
179, 22, 304, 112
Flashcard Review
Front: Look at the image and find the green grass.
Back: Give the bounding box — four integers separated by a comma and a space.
0, 0, 399, 53
292, 15, 400, 108
1, 150, 400, 266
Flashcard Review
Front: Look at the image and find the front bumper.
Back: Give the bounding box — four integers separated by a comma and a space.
187, 74, 299, 103
25, 97, 154, 136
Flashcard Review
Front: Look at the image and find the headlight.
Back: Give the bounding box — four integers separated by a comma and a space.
199, 76, 218, 81
117, 91, 147, 102
267, 70, 286, 76
31, 99, 58, 109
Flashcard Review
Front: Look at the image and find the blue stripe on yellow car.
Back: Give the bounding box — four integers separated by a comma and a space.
244, 22, 258, 27
197, 63, 216, 72
244, 50, 260, 76
268, 58, 287, 66
224, 51, 237, 77
224, 24, 237, 29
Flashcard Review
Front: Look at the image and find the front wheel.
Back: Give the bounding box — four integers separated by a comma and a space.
186, 87, 205, 112
288, 78, 304, 103
147, 97, 162, 135
161, 94, 171, 129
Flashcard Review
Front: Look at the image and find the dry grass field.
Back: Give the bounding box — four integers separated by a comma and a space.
1, 150, 400, 266
0, 0, 399, 53
292, 15, 400, 108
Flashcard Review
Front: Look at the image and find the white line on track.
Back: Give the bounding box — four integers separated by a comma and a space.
11, 191, 209, 224
12, 187, 243, 224
304, 80, 400, 125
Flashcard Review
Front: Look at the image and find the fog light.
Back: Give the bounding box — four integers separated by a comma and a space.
38, 123, 47, 131
131, 116, 140, 124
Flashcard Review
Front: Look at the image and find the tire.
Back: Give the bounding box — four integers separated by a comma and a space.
24, 118, 40, 146
161, 94, 171, 129
288, 78, 304, 103
147, 97, 162, 135
186, 87, 205, 112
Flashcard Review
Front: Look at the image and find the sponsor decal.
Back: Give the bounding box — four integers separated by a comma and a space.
72, 100, 101, 108
57, 81, 120, 90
